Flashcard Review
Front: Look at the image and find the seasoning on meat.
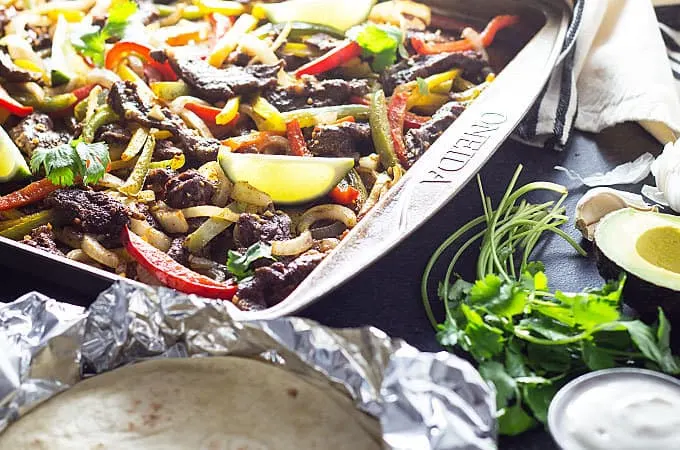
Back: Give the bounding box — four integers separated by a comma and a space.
234, 212, 293, 248
144, 168, 175, 199
21, 224, 63, 256
265, 78, 370, 112
309, 122, 372, 158
404, 101, 465, 166
108, 81, 220, 164
153, 140, 183, 161
45, 189, 133, 237
95, 123, 132, 146
168, 56, 282, 102
167, 237, 189, 266
234, 251, 325, 310
380, 51, 487, 95
9, 113, 69, 156
165, 170, 215, 209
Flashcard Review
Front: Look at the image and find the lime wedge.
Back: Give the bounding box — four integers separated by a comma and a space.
218, 151, 354, 205
0, 127, 30, 182
260, 0, 377, 31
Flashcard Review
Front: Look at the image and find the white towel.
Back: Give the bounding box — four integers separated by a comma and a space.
516, 0, 680, 149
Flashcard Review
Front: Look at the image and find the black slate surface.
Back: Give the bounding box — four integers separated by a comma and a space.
0, 124, 661, 449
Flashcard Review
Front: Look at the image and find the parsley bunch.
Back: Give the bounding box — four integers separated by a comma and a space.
30, 140, 110, 186
422, 165, 680, 436
72, 0, 137, 66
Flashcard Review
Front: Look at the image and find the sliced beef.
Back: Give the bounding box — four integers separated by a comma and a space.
167, 237, 189, 266
144, 168, 175, 198
95, 122, 131, 146
308, 122, 372, 158
265, 78, 370, 112
168, 56, 282, 102
234, 251, 325, 310
404, 101, 465, 166
108, 81, 220, 164
9, 113, 69, 156
21, 224, 63, 256
153, 139, 183, 161
164, 170, 215, 209
46, 189, 133, 237
234, 212, 293, 248
380, 51, 487, 95
0, 50, 41, 82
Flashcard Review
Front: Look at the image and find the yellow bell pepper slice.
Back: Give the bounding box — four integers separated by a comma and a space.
216, 96, 240, 125
117, 64, 156, 102
251, 96, 286, 132
46, 10, 85, 22
193, 0, 245, 16
208, 13, 258, 67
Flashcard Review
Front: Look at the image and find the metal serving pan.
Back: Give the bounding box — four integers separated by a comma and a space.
0, 0, 572, 318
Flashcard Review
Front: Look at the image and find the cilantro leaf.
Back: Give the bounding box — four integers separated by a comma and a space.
72, 0, 137, 66
348, 24, 403, 72
30, 144, 79, 186
621, 319, 680, 374
498, 405, 536, 436
478, 361, 517, 408
460, 304, 504, 360
582, 341, 616, 371
75, 141, 111, 185
522, 383, 558, 423
227, 242, 275, 280
30, 141, 109, 187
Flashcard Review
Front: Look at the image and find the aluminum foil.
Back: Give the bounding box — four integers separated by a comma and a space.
0, 282, 497, 449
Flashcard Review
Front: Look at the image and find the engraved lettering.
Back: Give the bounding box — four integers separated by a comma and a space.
420, 111, 508, 184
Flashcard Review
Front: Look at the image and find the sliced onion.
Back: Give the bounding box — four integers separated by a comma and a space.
55, 227, 83, 249
272, 230, 314, 256
270, 21, 292, 53
359, 154, 380, 171
181, 205, 241, 223
153, 208, 189, 234
136, 264, 164, 286
231, 181, 272, 207
179, 109, 214, 138
198, 161, 232, 207
462, 27, 487, 61
97, 173, 125, 189
66, 249, 101, 267
298, 205, 357, 233
358, 172, 391, 219
185, 218, 232, 254
81, 234, 121, 269
129, 218, 172, 252
240, 33, 280, 65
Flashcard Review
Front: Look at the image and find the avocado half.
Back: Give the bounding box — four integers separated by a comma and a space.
595, 208, 680, 320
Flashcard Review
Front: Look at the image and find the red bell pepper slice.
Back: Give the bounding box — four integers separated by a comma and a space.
105, 41, 178, 81
0, 84, 32, 117
285, 119, 311, 156
329, 184, 359, 206
184, 102, 222, 123
72, 84, 96, 101
350, 95, 370, 106
411, 15, 520, 55
387, 91, 411, 168
295, 41, 362, 78
404, 112, 430, 129
122, 226, 238, 299
0, 179, 58, 212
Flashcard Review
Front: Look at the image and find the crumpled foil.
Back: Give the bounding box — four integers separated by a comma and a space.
0, 282, 497, 449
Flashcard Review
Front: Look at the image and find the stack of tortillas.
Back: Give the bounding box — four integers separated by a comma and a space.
0, 357, 380, 449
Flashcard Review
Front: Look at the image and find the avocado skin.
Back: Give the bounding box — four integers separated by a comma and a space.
595, 244, 680, 323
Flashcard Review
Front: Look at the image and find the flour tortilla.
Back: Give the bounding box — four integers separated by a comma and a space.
0, 357, 381, 450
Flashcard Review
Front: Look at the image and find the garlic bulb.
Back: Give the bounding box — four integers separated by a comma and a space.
651, 139, 680, 212
575, 187, 657, 241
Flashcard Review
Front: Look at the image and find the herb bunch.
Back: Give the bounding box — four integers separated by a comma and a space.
422, 165, 680, 436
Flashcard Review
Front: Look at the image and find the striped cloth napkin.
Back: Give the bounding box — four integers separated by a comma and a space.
516, 0, 680, 150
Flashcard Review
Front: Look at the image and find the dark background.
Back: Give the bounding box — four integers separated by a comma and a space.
0, 123, 659, 449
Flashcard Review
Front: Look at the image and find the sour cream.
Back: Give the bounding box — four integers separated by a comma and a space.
548, 368, 680, 450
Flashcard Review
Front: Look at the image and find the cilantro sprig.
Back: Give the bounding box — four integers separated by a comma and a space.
30, 140, 110, 186
347, 23, 406, 72
72, 0, 137, 66
422, 165, 680, 436
227, 241, 275, 280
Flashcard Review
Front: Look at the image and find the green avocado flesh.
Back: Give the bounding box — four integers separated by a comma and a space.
595, 208, 680, 318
